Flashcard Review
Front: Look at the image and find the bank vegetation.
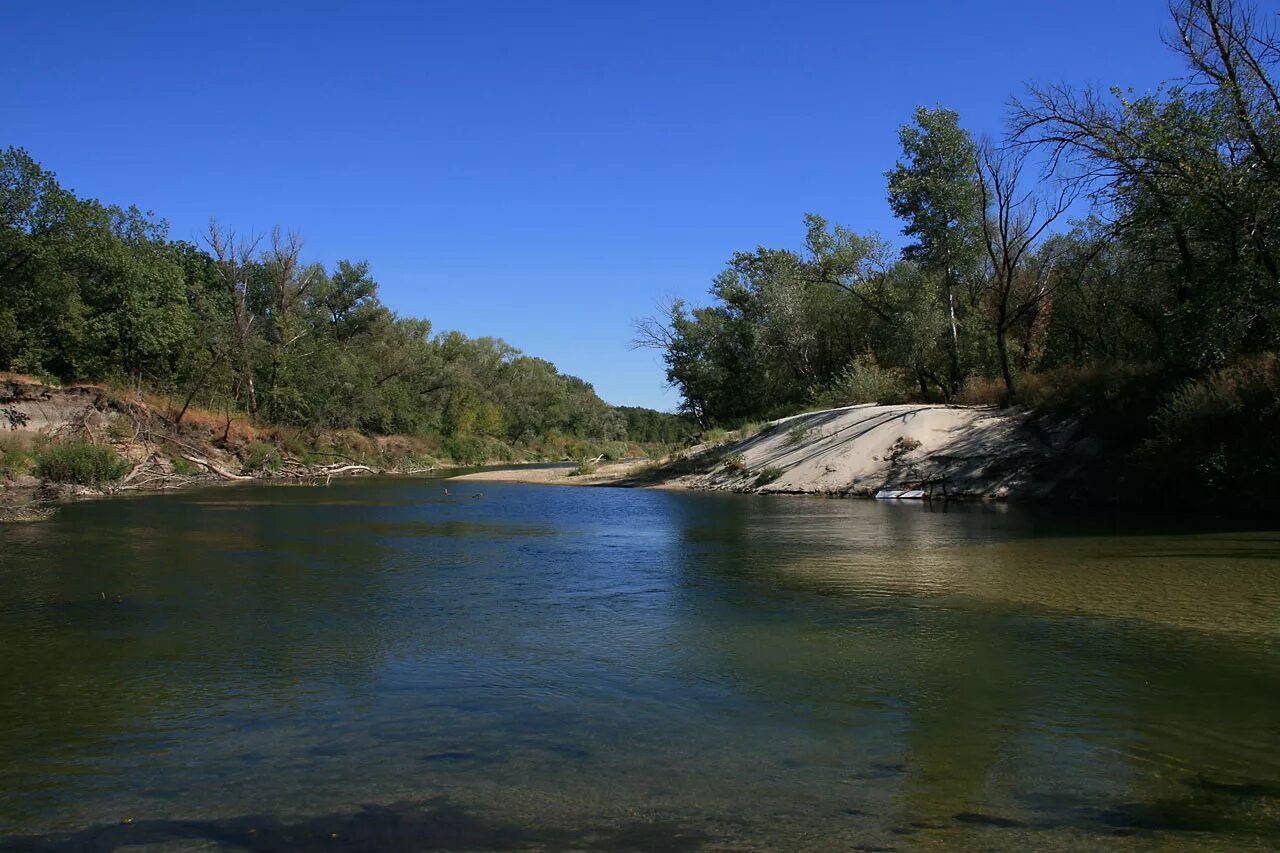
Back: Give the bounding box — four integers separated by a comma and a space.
635, 0, 1280, 507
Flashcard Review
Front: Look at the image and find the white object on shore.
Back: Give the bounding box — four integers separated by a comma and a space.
875, 489, 927, 500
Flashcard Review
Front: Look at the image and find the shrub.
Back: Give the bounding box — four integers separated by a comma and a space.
1138, 355, 1280, 502
35, 442, 129, 486
787, 422, 816, 446
241, 441, 282, 474
956, 376, 1008, 406
0, 433, 39, 479
1019, 362, 1166, 422
170, 455, 201, 476
722, 452, 747, 473
105, 414, 135, 441
441, 435, 517, 466
754, 467, 784, 487
813, 355, 910, 407
567, 460, 598, 477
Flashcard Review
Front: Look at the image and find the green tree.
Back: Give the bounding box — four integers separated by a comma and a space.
886, 107, 983, 394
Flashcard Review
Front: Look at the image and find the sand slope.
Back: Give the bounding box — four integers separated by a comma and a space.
671, 404, 1065, 498
453, 404, 1080, 500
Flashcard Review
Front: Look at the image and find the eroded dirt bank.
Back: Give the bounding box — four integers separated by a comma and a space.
0, 378, 430, 521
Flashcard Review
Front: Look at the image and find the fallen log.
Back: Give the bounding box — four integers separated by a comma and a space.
319, 464, 376, 477
117, 451, 156, 487
181, 454, 253, 481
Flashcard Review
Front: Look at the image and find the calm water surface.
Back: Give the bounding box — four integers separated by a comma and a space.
1, 478, 1279, 850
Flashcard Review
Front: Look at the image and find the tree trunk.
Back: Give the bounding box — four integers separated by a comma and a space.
242, 352, 258, 418
996, 322, 1014, 399
945, 276, 962, 396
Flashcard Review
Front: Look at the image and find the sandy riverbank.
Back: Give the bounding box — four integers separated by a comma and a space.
450, 460, 657, 487
453, 403, 1085, 500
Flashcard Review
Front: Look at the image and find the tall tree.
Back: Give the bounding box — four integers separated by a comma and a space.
205, 221, 262, 418
887, 107, 983, 394
261, 227, 319, 421
974, 140, 1076, 395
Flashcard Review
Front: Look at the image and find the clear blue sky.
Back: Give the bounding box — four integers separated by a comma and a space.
3, 1, 1182, 409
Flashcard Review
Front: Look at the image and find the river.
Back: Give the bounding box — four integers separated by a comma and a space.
1, 478, 1278, 850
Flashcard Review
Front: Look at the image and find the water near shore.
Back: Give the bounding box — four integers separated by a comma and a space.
2, 478, 1279, 850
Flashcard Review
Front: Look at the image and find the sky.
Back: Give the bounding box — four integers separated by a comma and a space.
3, 1, 1185, 410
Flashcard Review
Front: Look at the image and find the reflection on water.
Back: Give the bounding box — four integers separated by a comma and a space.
1, 480, 1279, 850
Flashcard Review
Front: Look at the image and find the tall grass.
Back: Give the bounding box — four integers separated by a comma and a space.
35, 442, 129, 486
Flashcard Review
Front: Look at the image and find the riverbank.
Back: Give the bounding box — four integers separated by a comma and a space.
450, 460, 658, 487
1, 377, 662, 521
3, 377, 1087, 521
453, 403, 1090, 500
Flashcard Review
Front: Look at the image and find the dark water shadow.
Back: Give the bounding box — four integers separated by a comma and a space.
0, 798, 722, 852
1009, 772, 1280, 838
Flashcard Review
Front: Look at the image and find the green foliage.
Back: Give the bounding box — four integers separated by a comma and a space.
886, 106, 982, 271
170, 456, 201, 476
240, 441, 282, 474
440, 435, 517, 467
754, 467, 784, 487
0, 434, 39, 478
629, 2, 1280, 507
615, 406, 694, 445
567, 460, 598, 477
813, 356, 911, 407
0, 147, 675, 458
1139, 356, 1280, 502
722, 452, 747, 473
35, 442, 128, 486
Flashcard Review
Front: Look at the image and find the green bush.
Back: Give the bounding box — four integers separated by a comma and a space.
441, 435, 517, 466
722, 452, 747, 473
0, 445, 36, 479
754, 466, 784, 487
813, 355, 910, 407
35, 442, 129, 486
1139, 355, 1280, 502
567, 460, 598, 477
170, 455, 201, 476
241, 441, 282, 474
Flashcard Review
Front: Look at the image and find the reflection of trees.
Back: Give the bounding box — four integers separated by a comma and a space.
0, 485, 404, 823
659, 491, 1280, 837
5, 483, 1279, 843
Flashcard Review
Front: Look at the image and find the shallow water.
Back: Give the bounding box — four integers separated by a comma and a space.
1, 479, 1279, 850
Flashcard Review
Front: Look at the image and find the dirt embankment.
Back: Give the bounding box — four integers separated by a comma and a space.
0, 378, 429, 521
456, 404, 1088, 501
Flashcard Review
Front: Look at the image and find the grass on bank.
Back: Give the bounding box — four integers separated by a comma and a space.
0, 433, 41, 479
34, 441, 129, 487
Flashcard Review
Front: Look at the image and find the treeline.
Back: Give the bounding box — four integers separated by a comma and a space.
636, 0, 1280, 502
0, 151, 689, 462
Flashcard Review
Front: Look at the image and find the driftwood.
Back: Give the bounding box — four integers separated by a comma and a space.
318, 463, 376, 486
116, 451, 156, 488
317, 464, 375, 476
181, 454, 254, 481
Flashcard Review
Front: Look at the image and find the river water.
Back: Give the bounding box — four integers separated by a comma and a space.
1, 478, 1278, 850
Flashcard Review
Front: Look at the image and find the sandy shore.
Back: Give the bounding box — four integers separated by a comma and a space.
453, 403, 1082, 500
449, 460, 654, 487
670, 403, 1071, 499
